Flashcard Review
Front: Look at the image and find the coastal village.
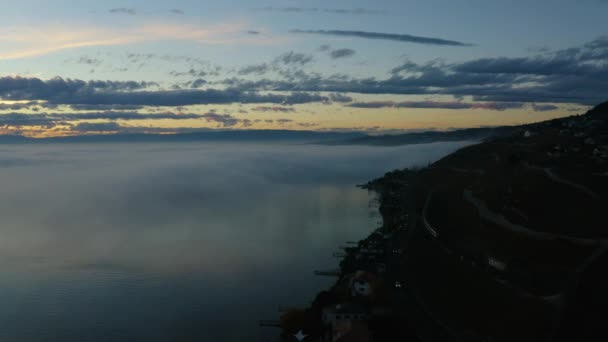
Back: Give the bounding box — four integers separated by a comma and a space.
259, 166, 422, 342
263, 102, 608, 342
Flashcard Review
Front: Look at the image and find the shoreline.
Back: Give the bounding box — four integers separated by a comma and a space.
275, 168, 433, 342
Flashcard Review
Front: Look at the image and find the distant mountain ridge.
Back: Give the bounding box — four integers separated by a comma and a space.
331, 126, 519, 146
0, 115, 592, 145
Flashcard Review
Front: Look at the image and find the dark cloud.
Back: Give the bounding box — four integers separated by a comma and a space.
280, 92, 329, 105
169, 9, 184, 15
199, 113, 240, 127
0, 76, 333, 106
275, 52, 314, 66
0, 111, 261, 131
253, 106, 294, 113
290, 29, 473, 47
318, 45, 332, 52
441, 37, 608, 104
329, 93, 353, 103
169, 69, 207, 78
240, 119, 253, 127
454, 37, 608, 76
454, 56, 597, 76
347, 101, 525, 110
109, 8, 136, 15
238, 64, 271, 75
73, 122, 121, 132
0, 111, 231, 127
329, 48, 356, 59
532, 104, 559, 112
68, 104, 145, 111
220, 65, 518, 96
124, 53, 222, 78
237, 52, 313, 77
473, 102, 527, 111
276, 118, 293, 125
0, 113, 58, 126
222, 37, 608, 106
5, 37, 604, 114
0, 77, 153, 99
189, 79, 207, 88
247, 30, 260, 35
347, 101, 397, 109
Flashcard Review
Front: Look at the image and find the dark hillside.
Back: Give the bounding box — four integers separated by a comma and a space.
362, 100, 608, 341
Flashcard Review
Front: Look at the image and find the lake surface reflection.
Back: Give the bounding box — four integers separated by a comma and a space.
0, 141, 470, 341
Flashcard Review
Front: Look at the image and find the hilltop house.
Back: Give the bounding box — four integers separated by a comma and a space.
348, 271, 378, 297
351, 280, 372, 297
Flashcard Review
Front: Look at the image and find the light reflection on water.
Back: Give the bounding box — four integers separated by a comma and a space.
0, 141, 471, 341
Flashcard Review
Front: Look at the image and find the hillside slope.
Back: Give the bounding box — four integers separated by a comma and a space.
365, 101, 608, 342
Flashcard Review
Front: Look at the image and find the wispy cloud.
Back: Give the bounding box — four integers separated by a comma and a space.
73, 122, 122, 131
276, 51, 314, 66
0, 22, 284, 60
329, 48, 356, 59
109, 8, 137, 15
291, 29, 473, 47
532, 104, 559, 112
347, 101, 526, 111
109, 8, 185, 15
253, 106, 295, 113
254, 7, 386, 15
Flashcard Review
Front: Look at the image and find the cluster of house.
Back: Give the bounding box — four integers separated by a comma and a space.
308, 222, 404, 341
319, 270, 393, 342
549, 138, 608, 161
536, 116, 608, 162
592, 145, 608, 160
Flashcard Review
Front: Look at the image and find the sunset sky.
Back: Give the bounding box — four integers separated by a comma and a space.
0, 0, 607, 137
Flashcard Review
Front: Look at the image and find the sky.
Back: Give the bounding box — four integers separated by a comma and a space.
0, 0, 607, 137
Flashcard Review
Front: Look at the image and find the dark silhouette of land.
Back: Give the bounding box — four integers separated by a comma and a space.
276, 101, 608, 341
328, 126, 520, 146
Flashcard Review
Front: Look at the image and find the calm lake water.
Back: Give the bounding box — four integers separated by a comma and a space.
0, 141, 470, 341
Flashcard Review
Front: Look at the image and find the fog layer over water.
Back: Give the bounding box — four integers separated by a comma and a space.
0, 141, 471, 341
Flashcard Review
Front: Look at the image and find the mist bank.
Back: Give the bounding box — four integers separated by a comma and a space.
0, 126, 516, 146
327, 126, 520, 146
0, 141, 471, 341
